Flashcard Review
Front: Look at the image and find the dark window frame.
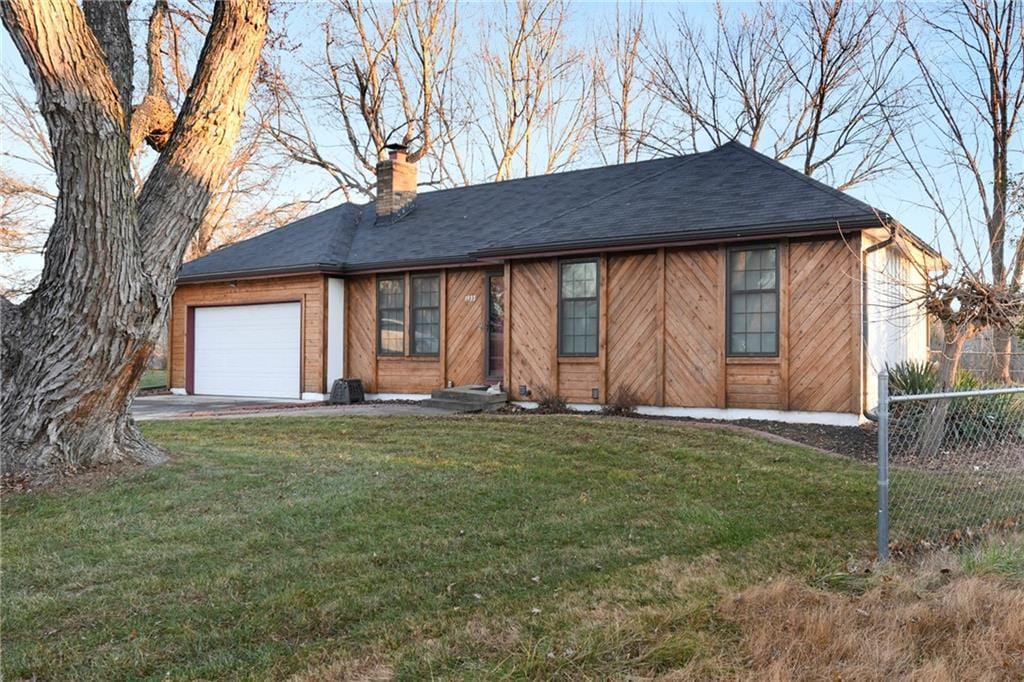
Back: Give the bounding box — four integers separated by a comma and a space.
410, 272, 441, 356
376, 274, 405, 356
726, 243, 780, 358
558, 257, 600, 357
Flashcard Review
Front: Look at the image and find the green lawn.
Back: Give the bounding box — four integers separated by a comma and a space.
139, 368, 168, 390
2, 415, 876, 680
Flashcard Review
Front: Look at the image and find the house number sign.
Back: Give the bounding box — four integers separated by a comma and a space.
465, 294, 478, 303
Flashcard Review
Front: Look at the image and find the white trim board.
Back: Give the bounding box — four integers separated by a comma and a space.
170, 387, 187, 396
301, 392, 329, 401
365, 393, 430, 402
325, 278, 345, 390
512, 401, 861, 426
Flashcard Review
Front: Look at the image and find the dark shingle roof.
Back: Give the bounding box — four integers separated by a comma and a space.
179, 203, 360, 280
179, 142, 890, 282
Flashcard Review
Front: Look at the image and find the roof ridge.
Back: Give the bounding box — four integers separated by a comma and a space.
486, 150, 712, 249
323, 203, 360, 267
399, 151, 693, 200
722, 142, 881, 215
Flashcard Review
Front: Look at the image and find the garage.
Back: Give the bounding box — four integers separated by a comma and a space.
190, 302, 302, 399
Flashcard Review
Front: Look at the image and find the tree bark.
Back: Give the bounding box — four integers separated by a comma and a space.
918, 325, 968, 458
0, 0, 268, 480
992, 326, 1013, 382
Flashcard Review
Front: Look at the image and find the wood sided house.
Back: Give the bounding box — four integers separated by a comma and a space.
169, 142, 940, 425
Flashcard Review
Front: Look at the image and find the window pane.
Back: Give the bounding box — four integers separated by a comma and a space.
379, 278, 404, 308
561, 261, 597, 298
728, 248, 778, 356
411, 275, 440, 354
380, 316, 403, 354
413, 276, 439, 308
558, 263, 598, 356
378, 277, 405, 354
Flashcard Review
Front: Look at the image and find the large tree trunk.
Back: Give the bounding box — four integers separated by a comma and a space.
992, 327, 1014, 382
917, 325, 968, 458
0, 0, 268, 481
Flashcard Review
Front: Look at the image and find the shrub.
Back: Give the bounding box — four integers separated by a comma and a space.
534, 385, 569, 414
602, 387, 639, 416
948, 385, 1024, 447
888, 361, 1024, 453
887, 360, 937, 395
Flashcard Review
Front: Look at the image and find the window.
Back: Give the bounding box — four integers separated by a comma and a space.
728, 245, 779, 356
411, 273, 441, 355
377, 275, 405, 355
559, 259, 599, 356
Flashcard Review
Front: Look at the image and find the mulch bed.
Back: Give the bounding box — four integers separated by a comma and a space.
709, 418, 878, 462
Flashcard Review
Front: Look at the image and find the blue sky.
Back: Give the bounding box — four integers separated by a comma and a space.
2, 1, 1017, 285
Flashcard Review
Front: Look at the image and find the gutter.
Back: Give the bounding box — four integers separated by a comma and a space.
471, 216, 887, 260
176, 263, 345, 285
861, 225, 897, 417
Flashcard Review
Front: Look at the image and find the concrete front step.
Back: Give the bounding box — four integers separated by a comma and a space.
424, 385, 508, 412
422, 398, 502, 413
429, 385, 508, 404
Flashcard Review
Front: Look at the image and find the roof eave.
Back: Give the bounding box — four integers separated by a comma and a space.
176, 263, 345, 285
471, 216, 888, 259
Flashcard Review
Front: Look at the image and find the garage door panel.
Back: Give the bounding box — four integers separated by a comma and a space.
193, 302, 301, 399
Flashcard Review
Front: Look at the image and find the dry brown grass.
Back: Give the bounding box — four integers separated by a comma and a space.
711, 564, 1024, 681
288, 655, 393, 682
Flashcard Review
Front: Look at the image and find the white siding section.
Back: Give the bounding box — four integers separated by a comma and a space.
865, 246, 930, 409
326, 278, 345, 389
193, 302, 302, 399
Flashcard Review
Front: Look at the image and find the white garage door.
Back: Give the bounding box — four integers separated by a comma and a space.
193, 302, 301, 399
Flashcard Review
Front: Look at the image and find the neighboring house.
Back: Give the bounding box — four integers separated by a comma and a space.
169, 142, 941, 425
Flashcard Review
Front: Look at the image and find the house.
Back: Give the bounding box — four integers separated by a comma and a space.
169, 142, 940, 425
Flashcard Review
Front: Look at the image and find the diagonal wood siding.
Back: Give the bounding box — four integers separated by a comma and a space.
446, 269, 487, 386
789, 238, 860, 412
345, 275, 378, 392
607, 253, 659, 405
665, 248, 723, 407
509, 260, 555, 395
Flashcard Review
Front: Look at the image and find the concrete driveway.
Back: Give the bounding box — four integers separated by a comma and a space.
130, 394, 451, 421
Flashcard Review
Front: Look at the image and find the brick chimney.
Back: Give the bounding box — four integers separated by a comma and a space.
375, 144, 417, 218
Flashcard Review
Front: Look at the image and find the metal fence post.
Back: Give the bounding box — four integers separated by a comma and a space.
877, 370, 890, 562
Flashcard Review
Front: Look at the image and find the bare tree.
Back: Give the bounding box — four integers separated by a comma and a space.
262, 0, 458, 199
648, 0, 907, 190
896, 0, 1024, 381
647, 2, 789, 153
0, 78, 53, 297
1, 1, 298, 288
590, 5, 663, 164
188, 113, 309, 259
475, 0, 592, 180
1, 0, 268, 478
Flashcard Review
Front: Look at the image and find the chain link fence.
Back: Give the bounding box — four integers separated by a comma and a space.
877, 373, 1024, 559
